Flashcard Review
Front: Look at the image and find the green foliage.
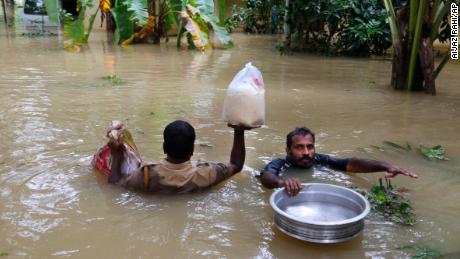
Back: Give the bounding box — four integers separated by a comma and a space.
0, 252, 8, 257
380, 140, 448, 161
63, 3, 88, 47
178, 1, 233, 49
194, 0, 233, 47
225, 5, 245, 33
397, 244, 446, 258
364, 178, 416, 225
43, 0, 60, 24
111, 0, 134, 44
218, 0, 225, 25
102, 75, 125, 85
124, 0, 148, 26
383, 140, 412, 151
62, 0, 99, 49
420, 145, 449, 161
226, 0, 283, 34
284, 0, 403, 56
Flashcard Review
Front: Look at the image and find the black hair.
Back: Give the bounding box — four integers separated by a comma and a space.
163, 120, 195, 160
286, 127, 315, 149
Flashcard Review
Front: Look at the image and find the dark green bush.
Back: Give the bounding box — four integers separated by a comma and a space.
285, 0, 406, 56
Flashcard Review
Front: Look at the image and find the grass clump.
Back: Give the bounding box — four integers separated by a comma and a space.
362, 178, 416, 225
102, 75, 124, 85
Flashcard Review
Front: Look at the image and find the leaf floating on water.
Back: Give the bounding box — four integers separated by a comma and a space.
420, 145, 449, 161
397, 244, 446, 259
199, 143, 213, 148
102, 75, 125, 85
370, 145, 385, 151
383, 140, 410, 151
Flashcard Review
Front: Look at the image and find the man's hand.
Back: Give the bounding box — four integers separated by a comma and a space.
385, 164, 418, 179
227, 123, 259, 131
281, 178, 302, 197
106, 120, 125, 155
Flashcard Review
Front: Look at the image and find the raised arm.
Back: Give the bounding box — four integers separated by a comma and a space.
346, 158, 418, 178
226, 124, 250, 175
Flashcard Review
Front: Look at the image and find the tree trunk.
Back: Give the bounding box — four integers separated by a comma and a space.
282, 0, 291, 48
4, 0, 14, 26
392, 7, 410, 90
419, 36, 435, 94
391, 6, 434, 93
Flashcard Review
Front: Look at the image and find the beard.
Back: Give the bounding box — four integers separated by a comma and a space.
287, 155, 314, 168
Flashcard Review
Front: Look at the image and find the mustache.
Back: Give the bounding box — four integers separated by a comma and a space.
298, 156, 312, 162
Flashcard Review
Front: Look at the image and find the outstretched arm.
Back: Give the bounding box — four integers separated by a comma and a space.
346, 158, 418, 178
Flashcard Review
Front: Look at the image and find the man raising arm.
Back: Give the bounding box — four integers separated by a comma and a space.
103, 120, 254, 193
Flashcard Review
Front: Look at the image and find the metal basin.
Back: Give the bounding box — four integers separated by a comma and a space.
270, 183, 370, 244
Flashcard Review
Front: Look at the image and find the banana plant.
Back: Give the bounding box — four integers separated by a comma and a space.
43, 0, 232, 50
383, 0, 457, 94
63, 0, 99, 50
173, 0, 233, 50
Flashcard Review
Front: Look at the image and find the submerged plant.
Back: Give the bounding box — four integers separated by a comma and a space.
375, 141, 448, 161
102, 75, 124, 85
397, 244, 447, 259
362, 178, 416, 225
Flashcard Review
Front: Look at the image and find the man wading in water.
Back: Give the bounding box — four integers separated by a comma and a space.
259, 127, 418, 196
94, 120, 254, 193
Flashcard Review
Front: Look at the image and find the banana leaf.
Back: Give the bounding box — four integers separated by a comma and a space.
218, 0, 225, 25
43, 0, 60, 24
121, 16, 155, 45
189, 1, 233, 47
180, 11, 210, 50
383, 140, 411, 151
111, 0, 134, 44
169, 0, 185, 25
63, 0, 98, 49
63, 4, 87, 48
124, 0, 148, 26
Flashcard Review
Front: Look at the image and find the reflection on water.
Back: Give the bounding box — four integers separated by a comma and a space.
1, 26, 460, 258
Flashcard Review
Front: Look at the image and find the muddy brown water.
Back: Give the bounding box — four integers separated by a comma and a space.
1, 25, 460, 258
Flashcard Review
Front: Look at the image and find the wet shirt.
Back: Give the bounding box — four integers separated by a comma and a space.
262, 153, 349, 176
119, 159, 232, 193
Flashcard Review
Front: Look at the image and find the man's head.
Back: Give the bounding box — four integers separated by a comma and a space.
286, 127, 316, 168
163, 120, 195, 161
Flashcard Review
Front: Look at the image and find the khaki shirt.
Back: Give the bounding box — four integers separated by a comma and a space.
120, 159, 233, 193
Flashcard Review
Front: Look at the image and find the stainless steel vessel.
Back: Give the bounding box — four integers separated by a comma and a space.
270, 183, 370, 243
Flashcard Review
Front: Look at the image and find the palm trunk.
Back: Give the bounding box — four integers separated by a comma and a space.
2, 0, 7, 24
282, 0, 291, 48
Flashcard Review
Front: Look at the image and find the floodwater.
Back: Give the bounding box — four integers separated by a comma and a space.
1, 24, 460, 258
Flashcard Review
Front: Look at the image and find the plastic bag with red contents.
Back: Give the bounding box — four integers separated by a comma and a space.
92, 121, 142, 176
